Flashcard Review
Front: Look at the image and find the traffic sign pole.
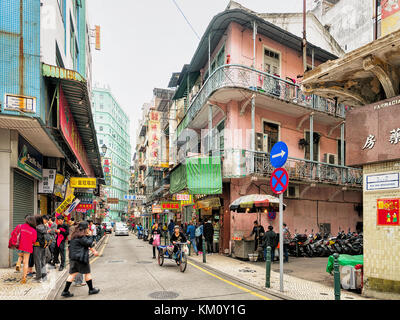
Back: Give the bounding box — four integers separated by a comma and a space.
279, 192, 284, 292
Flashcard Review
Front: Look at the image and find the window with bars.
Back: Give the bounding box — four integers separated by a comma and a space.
263, 121, 279, 153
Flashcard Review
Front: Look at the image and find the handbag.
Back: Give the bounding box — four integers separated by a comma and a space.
149, 237, 153, 245
153, 234, 160, 247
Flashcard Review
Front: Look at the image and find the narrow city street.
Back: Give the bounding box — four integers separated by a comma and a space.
55, 233, 278, 300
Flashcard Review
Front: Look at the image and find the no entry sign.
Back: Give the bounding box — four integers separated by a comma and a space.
270, 168, 289, 195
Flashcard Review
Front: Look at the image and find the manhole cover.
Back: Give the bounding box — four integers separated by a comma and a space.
107, 260, 126, 263
136, 261, 153, 264
273, 269, 293, 274
149, 291, 179, 299
239, 269, 256, 273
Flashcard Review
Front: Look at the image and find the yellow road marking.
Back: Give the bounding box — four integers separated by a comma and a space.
187, 261, 271, 300
90, 235, 109, 264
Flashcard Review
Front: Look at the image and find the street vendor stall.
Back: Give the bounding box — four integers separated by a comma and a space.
230, 194, 286, 260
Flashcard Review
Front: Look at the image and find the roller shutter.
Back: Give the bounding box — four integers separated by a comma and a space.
12, 170, 34, 264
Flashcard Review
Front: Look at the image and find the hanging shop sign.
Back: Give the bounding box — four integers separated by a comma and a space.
59, 85, 94, 177
70, 177, 97, 189
55, 193, 75, 215
65, 198, 81, 215
124, 195, 147, 201
107, 198, 119, 204
102, 158, 112, 186
38, 169, 56, 193
148, 111, 161, 167
17, 134, 43, 180
176, 193, 190, 201
53, 174, 65, 198
152, 205, 162, 214
195, 197, 221, 209
4, 94, 36, 113
377, 199, 400, 226
76, 203, 94, 213
161, 201, 180, 210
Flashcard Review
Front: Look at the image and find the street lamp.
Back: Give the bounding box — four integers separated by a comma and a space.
101, 144, 108, 156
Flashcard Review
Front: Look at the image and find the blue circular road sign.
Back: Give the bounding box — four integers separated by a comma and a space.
270, 141, 288, 168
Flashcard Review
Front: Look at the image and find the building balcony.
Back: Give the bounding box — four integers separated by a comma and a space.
220, 149, 362, 188
176, 64, 346, 139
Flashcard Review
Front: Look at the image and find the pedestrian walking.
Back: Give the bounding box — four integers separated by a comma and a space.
61, 221, 100, 298
52, 216, 69, 271
13, 215, 37, 284
167, 219, 175, 238
33, 215, 51, 282
203, 218, 214, 255
213, 220, 220, 253
48, 216, 57, 267
89, 220, 97, 244
195, 220, 203, 254
68, 220, 85, 287
186, 221, 198, 255
150, 222, 162, 259
283, 223, 291, 263
42, 215, 53, 266
262, 226, 277, 262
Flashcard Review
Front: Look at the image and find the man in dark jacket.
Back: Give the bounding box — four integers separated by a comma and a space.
262, 226, 277, 262
203, 219, 214, 254
167, 219, 175, 238
53, 215, 69, 271
249, 220, 265, 252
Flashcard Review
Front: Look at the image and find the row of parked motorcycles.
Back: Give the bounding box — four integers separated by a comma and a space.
288, 229, 363, 257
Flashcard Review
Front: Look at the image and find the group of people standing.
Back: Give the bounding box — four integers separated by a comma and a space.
250, 220, 291, 262
9, 214, 102, 298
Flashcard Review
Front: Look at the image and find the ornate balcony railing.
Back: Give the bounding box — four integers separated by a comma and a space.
220, 149, 362, 187
176, 64, 346, 139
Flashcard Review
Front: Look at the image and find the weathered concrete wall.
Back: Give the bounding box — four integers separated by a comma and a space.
311, 0, 374, 52
363, 160, 400, 299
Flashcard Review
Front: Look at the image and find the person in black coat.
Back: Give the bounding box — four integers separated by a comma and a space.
262, 226, 277, 262
61, 221, 100, 298
203, 218, 214, 254
52, 216, 69, 271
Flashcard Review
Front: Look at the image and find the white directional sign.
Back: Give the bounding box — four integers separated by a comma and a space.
364, 173, 400, 191
124, 195, 146, 201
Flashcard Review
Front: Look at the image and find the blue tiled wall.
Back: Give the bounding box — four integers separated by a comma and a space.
0, 0, 41, 120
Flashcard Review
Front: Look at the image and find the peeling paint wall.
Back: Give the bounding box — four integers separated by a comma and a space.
311, 0, 375, 53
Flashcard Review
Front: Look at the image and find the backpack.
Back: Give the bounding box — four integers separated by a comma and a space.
8, 224, 22, 249
195, 226, 202, 237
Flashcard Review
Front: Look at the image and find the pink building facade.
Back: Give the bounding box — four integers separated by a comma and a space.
173, 7, 362, 253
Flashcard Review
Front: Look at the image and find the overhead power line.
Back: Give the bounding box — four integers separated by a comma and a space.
171, 0, 201, 40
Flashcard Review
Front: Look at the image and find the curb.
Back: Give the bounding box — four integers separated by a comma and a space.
187, 255, 294, 301
46, 234, 108, 300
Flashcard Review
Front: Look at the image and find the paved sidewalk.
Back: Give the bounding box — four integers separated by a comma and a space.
0, 235, 107, 300
187, 253, 372, 300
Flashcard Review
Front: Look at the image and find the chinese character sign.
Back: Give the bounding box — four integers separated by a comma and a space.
377, 199, 400, 226
362, 134, 376, 150
70, 177, 97, 189
148, 111, 161, 167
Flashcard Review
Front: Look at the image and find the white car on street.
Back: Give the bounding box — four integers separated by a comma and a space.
115, 223, 129, 236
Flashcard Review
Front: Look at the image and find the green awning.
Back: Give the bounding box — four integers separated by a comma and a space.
170, 163, 187, 194
170, 156, 222, 195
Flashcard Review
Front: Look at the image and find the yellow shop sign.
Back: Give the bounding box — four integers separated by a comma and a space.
56, 194, 75, 214
70, 177, 97, 189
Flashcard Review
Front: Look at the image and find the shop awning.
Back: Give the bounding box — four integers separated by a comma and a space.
42, 63, 104, 179
170, 156, 223, 195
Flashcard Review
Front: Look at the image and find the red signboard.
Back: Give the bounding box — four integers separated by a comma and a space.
76, 203, 93, 213
382, 0, 400, 19
59, 85, 94, 177
377, 199, 399, 226
161, 202, 180, 210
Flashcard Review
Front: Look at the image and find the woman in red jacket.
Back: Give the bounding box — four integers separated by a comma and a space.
17, 216, 37, 284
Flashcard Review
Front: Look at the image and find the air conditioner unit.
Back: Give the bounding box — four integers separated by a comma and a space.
285, 185, 299, 198
324, 153, 337, 165
255, 133, 268, 152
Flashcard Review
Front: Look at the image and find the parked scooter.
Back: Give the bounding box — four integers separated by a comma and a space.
143, 229, 149, 241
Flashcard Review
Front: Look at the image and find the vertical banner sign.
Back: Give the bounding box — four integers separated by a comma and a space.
381, 0, 400, 36
17, 134, 43, 180
377, 199, 400, 226
59, 85, 94, 177
39, 169, 57, 193
102, 158, 112, 186
148, 111, 161, 167
53, 174, 65, 198
95, 25, 101, 50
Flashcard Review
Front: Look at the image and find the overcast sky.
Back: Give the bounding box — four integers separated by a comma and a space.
87, 0, 306, 150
